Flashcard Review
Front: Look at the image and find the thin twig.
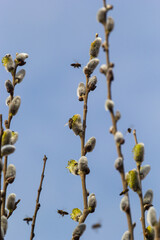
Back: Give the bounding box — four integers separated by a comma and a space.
30, 155, 48, 240
103, 8, 134, 240
133, 130, 146, 239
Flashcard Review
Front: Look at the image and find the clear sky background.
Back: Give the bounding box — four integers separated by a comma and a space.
0, 0, 160, 239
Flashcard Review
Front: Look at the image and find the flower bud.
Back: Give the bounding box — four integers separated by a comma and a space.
147, 207, 157, 227
16, 53, 29, 62
115, 111, 121, 121
0, 227, 4, 239
88, 193, 97, 213
105, 99, 114, 111
133, 143, 144, 166
97, 7, 106, 24
109, 126, 114, 134
100, 64, 107, 75
2, 129, 12, 146
88, 76, 97, 91
15, 69, 26, 84
126, 169, 140, 193
1, 145, 16, 156
72, 223, 86, 239
87, 58, 99, 75
6, 193, 16, 212
2, 54, 15, 72
70, 208, 82, 222
68, 114, 83, 136
1, 216, 8, 235
114, 157, 123, 172
5, 80, 14, 94
143, 189, 153, 205
106, 17, 114, 32
78, 156, 90, 174
10, 131, 18, 145
66, 160, 79, 175
121, 231, 131, 240
145, 226, 154, 240
9, 96, 21, 116
107, 68, 114, 81
77, 83, 86, 101
120, 196, 129, 212
6, 164, 16, 183
83, 66, 90, 75
90, 37, 102, 59
84, 137, 96, 153
5, 96, 12, 106
114, 131, 124, 144
140, 165, 150, 180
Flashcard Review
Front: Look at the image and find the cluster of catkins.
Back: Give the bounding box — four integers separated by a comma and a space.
0, 53, 28, 238
97, 4, 156, 240
67, 34, 102, 238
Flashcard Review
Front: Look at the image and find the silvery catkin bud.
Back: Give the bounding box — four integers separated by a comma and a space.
2, 54, 15, 72
140, 165, 151, 180
78, 156, 90, 174
7, 193, 16, 211
105, 99, 114, 111
114, 131, 124, 144
1, 145, 16, 156
5, 96, 12, 106
133, 143, 144, 166
77, 83, 86, 101
1, 215, 8, 235
6, 164, 16, 183
106, 17, 114, 32
143, 189, 153, 205
121, 231, 131, 240
72, 223, 86, 239
5, 80, 14, 94
120, 196, 129, 212
88, 193, 97, 213
115, 110, 121, 121
16, 53, 29, 62
15, 69, 26, 84
114, 157, 123, 172
9, 96, 21, 116
87, 58, 99, 75
88, 76, 97, 91
97, 7, 106, 24
10, 131, 18, 145
0, 226, 4, 239
147, 207, 157, 227
1, 129, 12, 146
90, 37, 102, 59
84, 137, 96, 153
107, 68, 114, 81
100, 64, 108, 75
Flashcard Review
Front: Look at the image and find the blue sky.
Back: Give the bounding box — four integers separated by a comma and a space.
0, 0, 160, 239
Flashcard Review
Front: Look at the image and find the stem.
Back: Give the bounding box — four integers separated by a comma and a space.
30, 155, 47, 240
78, 74, 90, 225
103, 8, 134, 240
133, 130, 146, 239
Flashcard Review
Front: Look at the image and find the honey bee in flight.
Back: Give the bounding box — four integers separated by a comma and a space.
91, 222, 102, 229
23, 217, 33, 225
70, 62, 81, 68
57, 209, 69, 217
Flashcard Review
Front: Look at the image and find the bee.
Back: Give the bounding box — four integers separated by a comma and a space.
57, 209, 69, 217
91, 222, 102, 229
23, 217, 33, 225
70, 62, 81, 68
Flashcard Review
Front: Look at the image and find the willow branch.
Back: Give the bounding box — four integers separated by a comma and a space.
133, 130, 146, 239
1, 65, 17, 216
30, 155, 47, 240
79, 74, 90, 224
103, 10, 134, 240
